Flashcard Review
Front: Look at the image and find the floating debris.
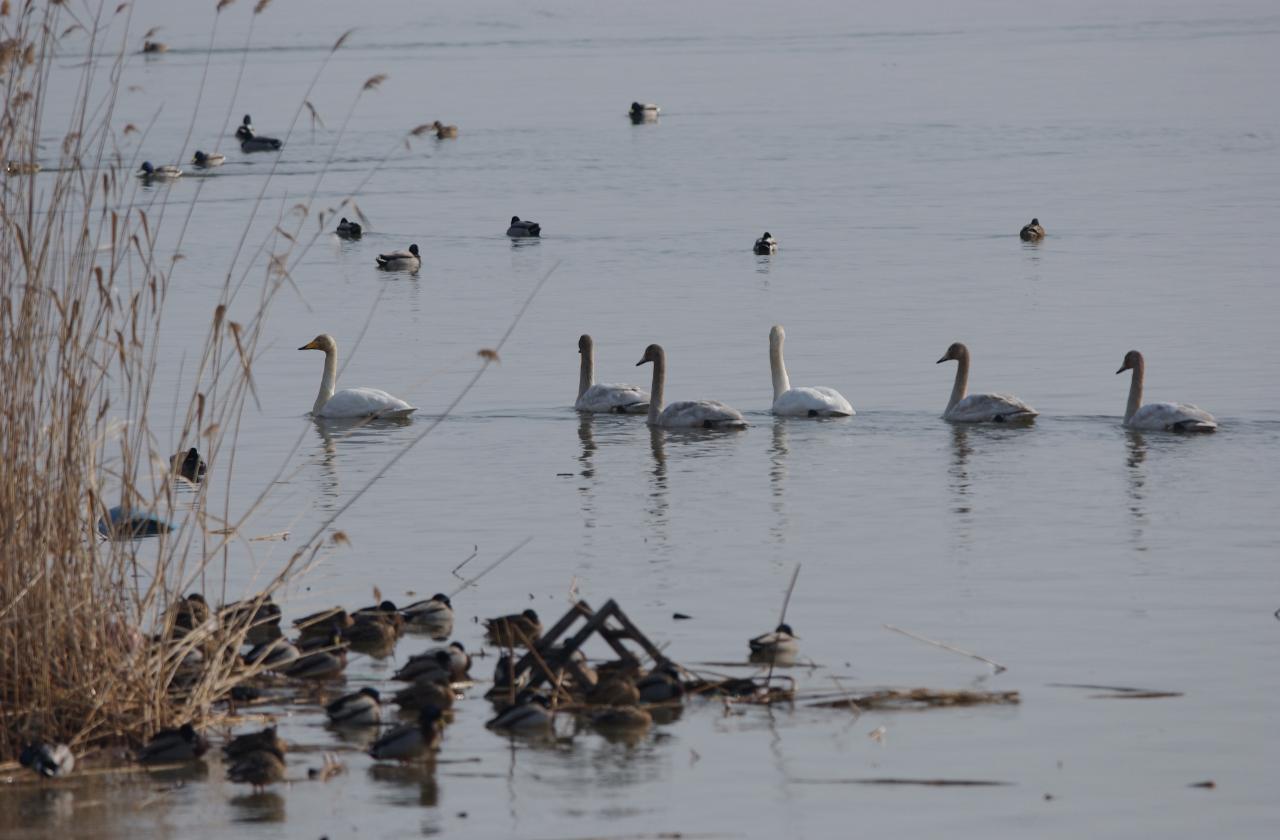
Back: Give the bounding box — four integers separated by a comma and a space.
805, 688, 1020, 711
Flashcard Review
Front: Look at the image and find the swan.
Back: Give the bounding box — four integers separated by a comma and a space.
769, 325, 853, 417
137, 162, 182, 181
375, 243, 420, 269
1019, 218, 1045, 241
754, 232, 777, 255
1116, 350, 1217, 432
298, 334, 416, 419
636, 343, 748, 429
576, 334, 649, 414
629, 102, 660, 123
191, 150, 224, 168
336, 217, 362, 238
936, 342, 1038, 423
507, 216, 541, 238
432, 120, 458, 138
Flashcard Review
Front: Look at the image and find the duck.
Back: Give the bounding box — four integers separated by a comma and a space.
223, 726, 286, 761
282, 632, 348, 680
137, 723, 210, 763
748, 623, 800, 657
636, 344, 748, 429
483, 608, 542, 647
936, 342, 1038, 423
220, 595, 282, 645
326, 687, 382, 726
227, 745, 286, 792
293, 607, 352, 641
137, 161, 182, 181
1116, 350, 1217, 432
19, 743, 75, 778
486, 692, 553, 732
393, 671, 455, 711
341, 615, 398, 649
240, 134, 283, 152
141, 40, 167, 54
352, 600, 405, 635
629, 102, 660, 123
5, 161, 40, 175
369, 705, 445, 762
768, 325, 854, 417
336, 217, 362, 238
637, 662, 685, 703
401, 593, 454, 634
394, 647, 466, 683
168, 592, 210, 633
298, 334, 416, 419
1019, 218, 1045, 241
586, 672, 640, 706
431, 120, 458, 139
506, 216, 541, 238
753, 232, 777, 255
576, 334, 649, 414
243, 636, 300, 670
235, 115, 254, 142
375, 243, 421, 270
589, 705, 653, 732
190, 150, 225, 168
170, 447, 207, 482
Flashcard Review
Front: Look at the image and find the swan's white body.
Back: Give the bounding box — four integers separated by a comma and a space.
938, 342, 1037, 423
769, 325, 853, 417
300, 334, 415, 419
576, 335, 649, 414
637, 344, 747, 429
1118, 350, 1217, 432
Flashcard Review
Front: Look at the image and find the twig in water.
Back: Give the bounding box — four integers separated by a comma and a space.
766, 563, 802, 685
450, 545, 479, 577
449, 537, 534, 597
883, 624, 1007, 674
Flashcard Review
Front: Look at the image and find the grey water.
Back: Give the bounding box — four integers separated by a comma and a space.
12, 0, 1280, 836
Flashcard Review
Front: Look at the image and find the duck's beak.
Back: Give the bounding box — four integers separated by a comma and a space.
299, 340, 319, 351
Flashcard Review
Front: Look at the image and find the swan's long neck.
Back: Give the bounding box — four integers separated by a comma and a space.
578, 344, 594, 399
1124, 358, 1144, 423
314, 348, 337, 415
769, 336, 790, 401
947, 351, 970, 414
647, 351, 666, 426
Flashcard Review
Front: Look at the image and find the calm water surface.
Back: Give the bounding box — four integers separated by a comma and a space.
9, 0, 1280, 837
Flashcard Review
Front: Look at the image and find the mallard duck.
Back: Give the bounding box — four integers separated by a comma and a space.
586, 672, 640, 706
342, 615, 398, 649
483, 608, 541, 647
629, 102, 660, 123
393, 671, 455, 711
589, 705, 652, 731
221, 595, 282, 645
336, 217, 362, 238
748, 623, 800, 656
235, 115, 254, 142
283, 633, 347, 680
141, 40, 167, 54
443, 641, 471, 678
506, 216, 541, 238
352, 600, 405, 634
6, 161, 41, 175
402, 593, 453, 632
432, 120, 458, 139
293, 608, 352, 641
19, 743, 75, 777
393, 648, 455, 683
1019, 218, 1045, 241
138, 723, 209, 763
375, 243, 420, 269
369, 705, 445, 762
486, 692, 553, 732
326, 687, 382, 726
753, 232, 777, 255
227, 745, 286, 792
138, 161, 182, 181
191, 150, 225, 168
171, 447, 207, 482
223, 726, 286, 761
637, 663, 685, 703
168, 592, 209, 633
243, 636, 300, 670
240, 134, 283, 152
98, 505, 175, 538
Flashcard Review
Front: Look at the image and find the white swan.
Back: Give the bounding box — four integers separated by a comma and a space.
1116, 350, 1217, 432
636, 344, 747, 429
575, 334, 649, 414
769, 325, 853, 417
936, 342, 1037, 423
298, 334, 415, 419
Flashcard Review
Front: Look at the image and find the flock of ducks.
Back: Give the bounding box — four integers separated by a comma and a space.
297, 329, 1218, 432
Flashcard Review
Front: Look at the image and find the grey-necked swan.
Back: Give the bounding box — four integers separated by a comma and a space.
636, 344, 747, 429
576, 334, 649, 414
1116, 350, 1216, 432
936, 342, 1037, 423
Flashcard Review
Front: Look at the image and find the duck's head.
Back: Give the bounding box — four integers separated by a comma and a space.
522, 609, 539, 622
762, 231, 772, 239
1030, 218, 1040, 226
178, 723, 198, 741
578, 334, 592, 354
1116, 349, 1143, 375
936, 342, 968, 365
359, 687, 381, 701
242, 114, 252, 126
630, 102, 642, 112
339, 217, 348, 225
776, 623, 798, 637
139, 161, 154, 174
430, 593, 451, 606
510, 216, 521, 224
193, 151, 206, 162
408, 243, 420, 256
636, 343, 664, 366
376, 600, 397, 612
434, 650, 453, 668
298, 334, 336, 352
449, 641, 465, 653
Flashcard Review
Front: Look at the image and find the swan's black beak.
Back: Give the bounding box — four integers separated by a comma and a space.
635, 359, 645, 366
1115, 366, 1127, 375
936, 356, 948, 364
